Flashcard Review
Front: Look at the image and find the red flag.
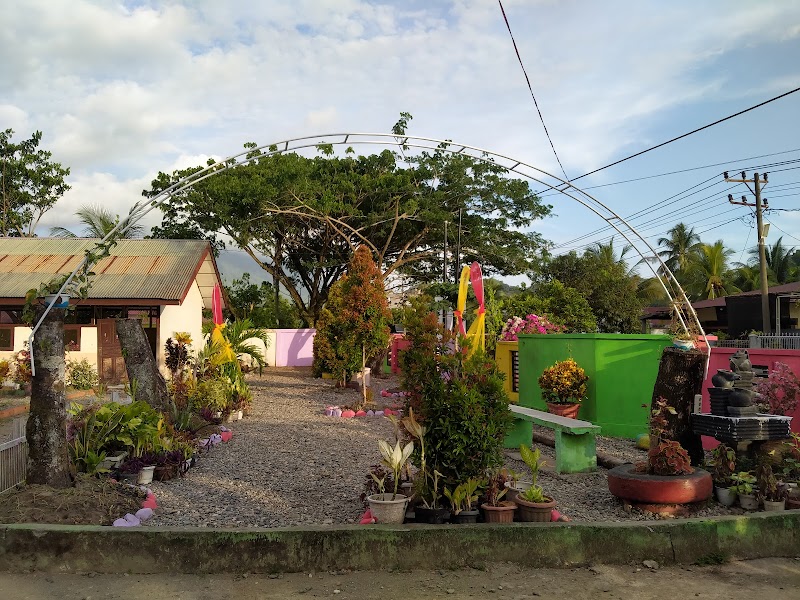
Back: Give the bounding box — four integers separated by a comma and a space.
212, 283, 223, 326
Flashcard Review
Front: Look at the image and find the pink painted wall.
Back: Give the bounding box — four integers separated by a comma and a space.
274, 328, 316, 367
700, 347, 800, 448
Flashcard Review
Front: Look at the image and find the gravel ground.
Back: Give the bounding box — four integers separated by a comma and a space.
146, 370, 740, 527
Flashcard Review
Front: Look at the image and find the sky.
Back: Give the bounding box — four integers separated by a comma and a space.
3, 0, 800, 285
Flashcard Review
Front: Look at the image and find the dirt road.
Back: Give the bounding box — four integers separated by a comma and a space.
2, 558, 798, 600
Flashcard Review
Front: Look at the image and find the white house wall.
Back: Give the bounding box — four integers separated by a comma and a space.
159, 279, 204, 376
1, 325, 98, 381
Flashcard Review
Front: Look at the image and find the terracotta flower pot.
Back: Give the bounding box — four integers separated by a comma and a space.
481, 501, 516, 523
546, 402, 580, 419
515, 495, 556, 522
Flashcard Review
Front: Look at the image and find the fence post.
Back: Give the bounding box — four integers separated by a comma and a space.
749, 334, 759, 349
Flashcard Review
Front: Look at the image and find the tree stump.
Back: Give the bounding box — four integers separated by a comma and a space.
26, 304, 73, 487
115, 318, 171, 413
650, 347, 707, 466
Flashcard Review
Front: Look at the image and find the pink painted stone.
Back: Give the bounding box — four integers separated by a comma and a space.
341, 409, 356, 418
384, 409, 395, 416
221, 431, 233, 443
355, 410, 367, 417
359, 509, 376, 524
381, 390, 390, 397
142, 495, 158, 510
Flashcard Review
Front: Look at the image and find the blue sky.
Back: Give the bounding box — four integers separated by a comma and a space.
2, 0, 799, 283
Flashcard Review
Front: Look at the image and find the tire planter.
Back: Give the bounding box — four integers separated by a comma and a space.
481, 501, 516, 523
546, 402, 580, 419
367, 493, 408, 524
607, 463, 712, 505
414, 506, 451, 524
450, 509, 480, 524
515, 495, 556, 522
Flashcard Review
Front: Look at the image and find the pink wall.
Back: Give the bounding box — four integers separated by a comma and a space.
274, 328, 316, 367
700, 347, 800, 448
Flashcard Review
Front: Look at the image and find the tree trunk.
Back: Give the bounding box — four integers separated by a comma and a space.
26, 304, 72, 487
115, 318, 171, 413
650, 347, 707, 466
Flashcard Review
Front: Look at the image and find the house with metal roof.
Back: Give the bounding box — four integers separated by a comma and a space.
0, 238, 224, 384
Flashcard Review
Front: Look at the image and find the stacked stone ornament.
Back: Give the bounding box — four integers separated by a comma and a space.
727, 350, 759, 416
708, 368, 738, 416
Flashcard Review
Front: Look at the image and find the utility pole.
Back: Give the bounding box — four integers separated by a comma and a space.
725, 171, 770, 332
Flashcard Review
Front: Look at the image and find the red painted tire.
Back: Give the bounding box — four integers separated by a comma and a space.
607, 463, 712, 504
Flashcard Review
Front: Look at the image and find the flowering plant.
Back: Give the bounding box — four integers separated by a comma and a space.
537, 358, 588, 404
500, 314, 563, 341
756, 362, 800, 416
12, 345, 32, 385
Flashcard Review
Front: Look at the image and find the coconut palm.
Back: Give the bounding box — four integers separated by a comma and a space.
587, 237, 633, 271
202, 318, 271, 371
731, 263, 762, 292
748, 237, 796, 285
657, 223, 702, 278
687, 241, 739, 300
50, 204, 144, 238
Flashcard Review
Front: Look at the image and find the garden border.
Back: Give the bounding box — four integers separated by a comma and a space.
1, 512, 798, 573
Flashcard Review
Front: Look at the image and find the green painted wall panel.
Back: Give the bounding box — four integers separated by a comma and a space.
516, 334, 670, 439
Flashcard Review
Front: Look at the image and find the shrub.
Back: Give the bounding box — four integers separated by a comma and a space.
538, 358, 588, 404
499, 313, 563, 341
401, 297, 513, 486
756, 362, 800, 416
189, 378, 230, 413
648, 440, 693, 475
12, 346, 31, 385
66, 358, 99, 390
0, 359, 10, 384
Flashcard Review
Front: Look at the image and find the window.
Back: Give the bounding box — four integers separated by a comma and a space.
0, 327, 12, 351
64, 327, 81, 351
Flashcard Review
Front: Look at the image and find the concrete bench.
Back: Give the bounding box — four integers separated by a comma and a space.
509, 405, 600, 474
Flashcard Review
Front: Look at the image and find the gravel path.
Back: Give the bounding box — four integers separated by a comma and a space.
146, 369, 399, 527
147, 370, 740, 527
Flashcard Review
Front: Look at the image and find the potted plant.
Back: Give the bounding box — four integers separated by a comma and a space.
538, 358, 588, 419
444, 478, 482, 524
731, 472, 758, 510
481, 470, 516, 523
414, 468, 450, 524
366, 439, 413, 524
501, 468, 529, 503
707, 444, 737, 506
512, 445, 556, 521
668, 303, 698, 350
757, 462, 785, 511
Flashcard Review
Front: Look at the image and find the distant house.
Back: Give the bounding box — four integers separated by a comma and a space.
0, 238, 224, 384
641, 281, 800, 337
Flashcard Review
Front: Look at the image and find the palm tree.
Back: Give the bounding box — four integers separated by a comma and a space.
657, 223, 702, 278
202, 318, 271, 371
731, 263, 761, 292
748, 237, 796, 285
587, 237, 633, 270
687, 241, 739, 300
50, 204, 144, 238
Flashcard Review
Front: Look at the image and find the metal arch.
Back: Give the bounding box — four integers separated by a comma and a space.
29, 132, 708, 374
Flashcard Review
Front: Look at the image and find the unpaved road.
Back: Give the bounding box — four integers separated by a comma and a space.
2, 558, 799, 600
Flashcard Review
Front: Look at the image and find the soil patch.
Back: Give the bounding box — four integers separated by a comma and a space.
0, 475, 146, 526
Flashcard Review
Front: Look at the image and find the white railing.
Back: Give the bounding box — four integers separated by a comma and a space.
0, 435, 27, 494
715, 333, 800, 350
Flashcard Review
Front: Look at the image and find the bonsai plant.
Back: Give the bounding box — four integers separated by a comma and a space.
444, 478, 482, 524
707, 444, 737, 506
481, 469, 516, 523
513, 444, 556, 522
537, 358, 588, 419
366, 439, 414, 524
731, 472, 758, 510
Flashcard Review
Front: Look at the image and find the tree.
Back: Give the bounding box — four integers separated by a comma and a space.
50, 204, 145, 239
540, 250, 644, 333
145, 115, 551, 325
749, 236, 796, 285
225, 273, 301, 328
687, 241, 738, 300
501, 280, 596, 333
0, 129, 70, 237
657, 223, 701, 281
313, 245, 392, 390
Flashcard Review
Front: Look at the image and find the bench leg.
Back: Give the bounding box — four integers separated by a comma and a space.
504, 419, 532, 449
554, 430, 597, 474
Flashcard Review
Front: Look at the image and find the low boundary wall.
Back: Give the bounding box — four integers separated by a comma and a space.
1, 512, 798, 573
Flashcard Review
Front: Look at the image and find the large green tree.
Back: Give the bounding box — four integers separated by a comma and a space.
686, 241, 739, 300
145, 117, 550, 325
749, 236, 796, 285
225, 273, 301, 328
0, 129, 70, 237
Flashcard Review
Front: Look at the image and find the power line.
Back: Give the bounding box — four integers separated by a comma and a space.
542, 85, 800, 190
498, 0, 569, 181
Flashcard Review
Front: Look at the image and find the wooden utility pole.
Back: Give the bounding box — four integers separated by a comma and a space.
725, 171, 770, 332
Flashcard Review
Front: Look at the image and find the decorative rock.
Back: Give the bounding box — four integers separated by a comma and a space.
113, 518, 133, 527
324, 406, 335, 417
374, 410, 384, 417
636, 434, 650, 450
124, 513, 141, 525
135, 508, 154, 521
333, 408, 342, 417
381, 390, 390, 397
359, 509, 376, 524
142, 494, 158, 510
355, 410, 367, 417
643, 560, 660, 570
221, 431, 233, 443
366, 410, 375, 417
384, 409, 395, 416
341, 409, 356, 418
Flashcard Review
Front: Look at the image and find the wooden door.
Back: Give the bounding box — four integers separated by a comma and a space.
97, 319, 127, 384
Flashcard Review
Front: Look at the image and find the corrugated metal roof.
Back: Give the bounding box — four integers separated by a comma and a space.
0, 238, 222, 307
